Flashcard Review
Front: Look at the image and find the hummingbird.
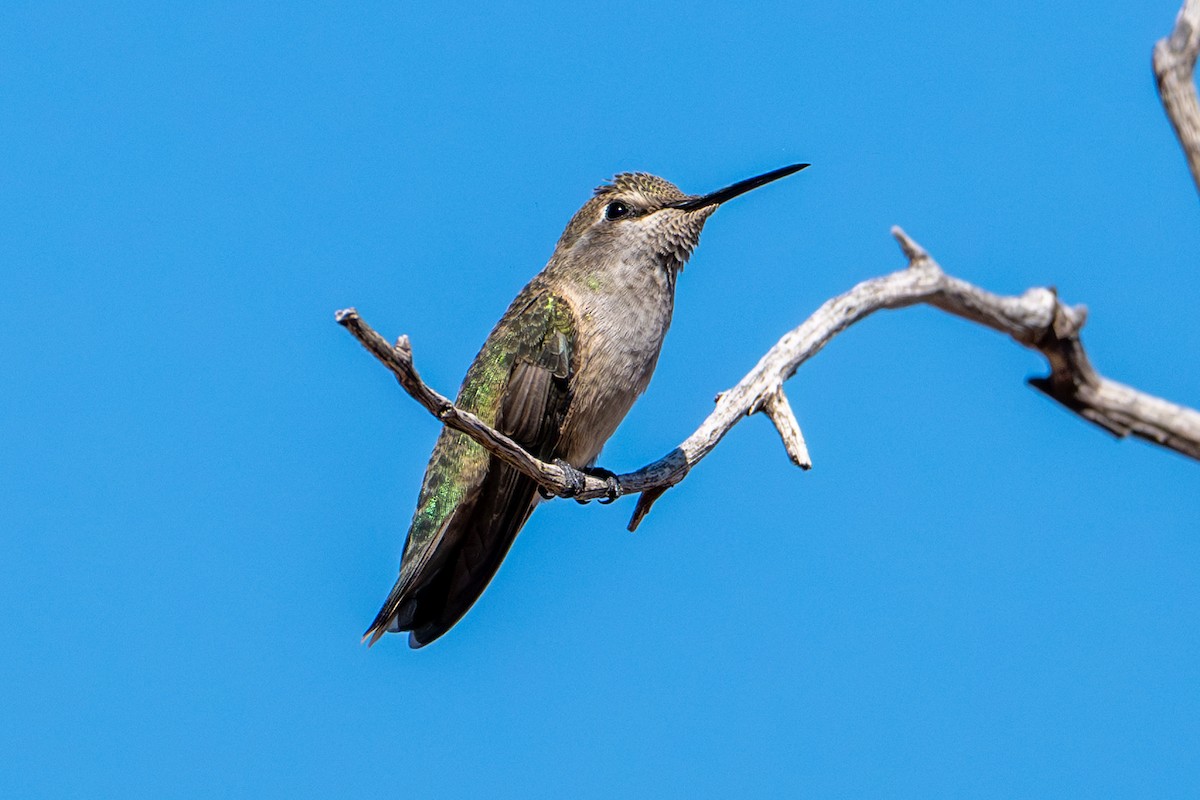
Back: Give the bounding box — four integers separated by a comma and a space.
364, 162, 808, 648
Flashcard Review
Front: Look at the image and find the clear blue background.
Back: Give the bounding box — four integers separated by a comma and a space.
4, 1, 1199, 796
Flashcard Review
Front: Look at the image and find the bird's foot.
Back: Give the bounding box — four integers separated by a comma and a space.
538, 460, 620, 505
581, 466, 621, 505
541, 458, 587, 501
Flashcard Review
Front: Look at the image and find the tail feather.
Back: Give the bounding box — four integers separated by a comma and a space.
363, 461, 540, 648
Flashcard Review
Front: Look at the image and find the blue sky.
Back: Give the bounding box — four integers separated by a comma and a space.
4, 1, 1200, 796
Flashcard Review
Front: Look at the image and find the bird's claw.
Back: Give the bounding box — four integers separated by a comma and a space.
583, 466, 621, 505
549, 459, 587, 501
541, 461, 621, 505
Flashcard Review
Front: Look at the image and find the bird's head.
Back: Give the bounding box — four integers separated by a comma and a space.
551, 163, 809, 275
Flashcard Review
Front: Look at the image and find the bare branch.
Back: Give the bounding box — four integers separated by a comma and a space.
337, 229, 1200, 531
1154, 0, 1200, 194
884, 228, 1200, 459
335, 308, 583, 493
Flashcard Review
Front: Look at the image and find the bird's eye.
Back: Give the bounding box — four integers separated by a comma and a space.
604, 201, 631, 221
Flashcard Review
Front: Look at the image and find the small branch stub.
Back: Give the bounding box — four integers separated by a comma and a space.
761, 386, 812, 470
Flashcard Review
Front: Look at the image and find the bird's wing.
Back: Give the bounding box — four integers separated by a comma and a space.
363, 286, 575, 646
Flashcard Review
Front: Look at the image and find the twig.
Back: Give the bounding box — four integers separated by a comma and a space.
1154, 0, 1200, 194
337, 228, 1200, 531
334, 310, 580, 491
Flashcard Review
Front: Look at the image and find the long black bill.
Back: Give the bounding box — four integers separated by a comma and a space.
667, 162, 809, 211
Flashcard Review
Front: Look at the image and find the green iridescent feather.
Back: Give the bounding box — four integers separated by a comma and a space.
367, 284, 575, 639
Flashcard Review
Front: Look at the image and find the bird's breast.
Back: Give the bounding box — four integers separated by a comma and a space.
556, 266, 676, 466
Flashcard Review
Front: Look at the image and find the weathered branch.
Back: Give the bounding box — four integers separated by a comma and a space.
1154, 0, 1200, 194
334, 309, 584, 492
337, 228, 1200, 531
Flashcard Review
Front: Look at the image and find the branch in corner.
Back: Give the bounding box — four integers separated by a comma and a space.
1154, 0, 1200, 195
